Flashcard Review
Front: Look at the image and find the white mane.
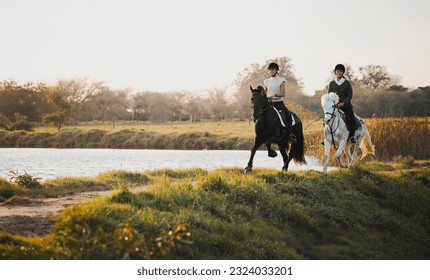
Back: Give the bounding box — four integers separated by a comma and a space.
321, 92, 339, 107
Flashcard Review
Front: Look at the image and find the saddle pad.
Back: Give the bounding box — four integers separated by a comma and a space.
272, 107, 295, 127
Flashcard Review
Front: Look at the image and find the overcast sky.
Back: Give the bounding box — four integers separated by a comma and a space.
0, 0, 429, 95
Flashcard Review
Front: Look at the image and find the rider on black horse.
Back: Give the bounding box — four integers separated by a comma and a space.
263, 62, 297, 143
328, 64, 356, 144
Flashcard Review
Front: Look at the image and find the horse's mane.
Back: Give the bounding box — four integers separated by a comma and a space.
321, 92, 339, 107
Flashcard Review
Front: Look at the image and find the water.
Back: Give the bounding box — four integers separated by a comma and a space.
0, 148, 331, 181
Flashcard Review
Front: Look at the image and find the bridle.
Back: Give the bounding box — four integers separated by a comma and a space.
324, 100, 341, 149
251, 88, 270, 120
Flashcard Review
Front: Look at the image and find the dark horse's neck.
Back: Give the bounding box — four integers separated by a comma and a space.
254, 104, 279, 138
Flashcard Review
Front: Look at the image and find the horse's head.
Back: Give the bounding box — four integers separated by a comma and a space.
321, 92, 339, 124
250, 85, 269, 120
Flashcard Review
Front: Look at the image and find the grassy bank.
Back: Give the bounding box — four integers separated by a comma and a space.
1, 163, 429, 260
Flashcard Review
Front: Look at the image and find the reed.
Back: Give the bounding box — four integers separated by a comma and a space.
366, 118, 430, 160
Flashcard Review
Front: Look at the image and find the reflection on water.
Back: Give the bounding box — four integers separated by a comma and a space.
0, 148, 332, 181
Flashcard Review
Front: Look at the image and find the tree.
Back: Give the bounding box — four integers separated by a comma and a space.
57, 78, 105, 119
43, 87, 72, 130
132, 92, 151, 122
183, 92, 203, 123
235, 57, 303, 96
90, 88, 130, 128
105, 89, 130, 129
357, 64, 398, 90
166, 91, 186, 123
208, 87, 228, 121
0, 80, 50, 122
232, 88, 252, 121
233, 57, 304, 120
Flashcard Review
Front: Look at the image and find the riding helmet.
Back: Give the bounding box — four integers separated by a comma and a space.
334, 64, 345, 73
267, 62, 279, 71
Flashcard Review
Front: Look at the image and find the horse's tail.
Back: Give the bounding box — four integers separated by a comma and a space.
290, 112, 307, 165
360, 125, 375, 159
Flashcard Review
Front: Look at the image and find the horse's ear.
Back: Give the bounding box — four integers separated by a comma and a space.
250, 85, 253, 91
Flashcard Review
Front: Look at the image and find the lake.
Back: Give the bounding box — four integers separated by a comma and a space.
0, 148, 332, 181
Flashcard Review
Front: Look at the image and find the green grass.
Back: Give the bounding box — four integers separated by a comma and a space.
1, 165, 429, 260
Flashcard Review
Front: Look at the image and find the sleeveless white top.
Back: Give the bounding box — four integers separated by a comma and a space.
263, 75, 285, 102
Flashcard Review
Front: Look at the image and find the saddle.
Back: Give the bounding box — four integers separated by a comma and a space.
338, 110, 362, 131
354, 116, 363, 130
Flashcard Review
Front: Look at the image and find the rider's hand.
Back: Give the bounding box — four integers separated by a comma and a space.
335, 102, 344, 108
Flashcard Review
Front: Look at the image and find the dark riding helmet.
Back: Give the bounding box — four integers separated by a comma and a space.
267, 62, 279, 71
334, 64, 345, 73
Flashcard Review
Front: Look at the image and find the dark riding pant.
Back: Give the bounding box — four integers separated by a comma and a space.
272, 101, 293, 135
340, 105, 356, 139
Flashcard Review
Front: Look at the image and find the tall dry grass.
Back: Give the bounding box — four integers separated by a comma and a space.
366, 118, 430, 160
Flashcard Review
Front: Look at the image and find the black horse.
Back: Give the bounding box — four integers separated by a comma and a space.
245, 86, 307, 173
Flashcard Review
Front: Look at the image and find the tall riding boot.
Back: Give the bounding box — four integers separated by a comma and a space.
283, 111, 297, 144
347, 115, 356, 143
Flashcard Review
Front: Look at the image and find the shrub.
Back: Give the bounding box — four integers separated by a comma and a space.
8, 170, 42, 189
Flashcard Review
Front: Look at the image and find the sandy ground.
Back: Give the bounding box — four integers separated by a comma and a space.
0, 186, 148, 237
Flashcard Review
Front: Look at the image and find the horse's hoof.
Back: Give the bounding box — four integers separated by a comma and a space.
244, 167, 252, 174
281, 167, 288, 172
268, 149, 278, 158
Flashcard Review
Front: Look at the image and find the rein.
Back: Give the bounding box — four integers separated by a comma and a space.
325, 105, 341, 150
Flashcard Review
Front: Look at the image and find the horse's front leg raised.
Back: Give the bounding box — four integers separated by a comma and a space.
245, 137, 265, 174
266, 141, 278, 158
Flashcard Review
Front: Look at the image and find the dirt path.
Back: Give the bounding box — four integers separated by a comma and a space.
0, 186, 148, 237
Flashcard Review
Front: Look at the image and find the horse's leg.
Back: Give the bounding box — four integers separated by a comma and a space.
279, 143, 290, 171
350, 133, 363, 166
345, 142, 352, 166
266, 140, 278, 158
245, 137, 265, 174
335, 138, 348, 168
323, 138, 331, 172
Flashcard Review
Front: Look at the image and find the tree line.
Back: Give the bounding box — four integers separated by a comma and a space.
1, 57, 429, 131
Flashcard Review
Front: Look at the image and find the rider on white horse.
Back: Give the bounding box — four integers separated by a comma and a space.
325, 64, 356, 144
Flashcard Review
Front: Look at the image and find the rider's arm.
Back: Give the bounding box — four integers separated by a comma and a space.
277, 81, 286, 97
343, 82, 353, 104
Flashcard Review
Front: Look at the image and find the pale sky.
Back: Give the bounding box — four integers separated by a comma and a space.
0, 0, 429, 95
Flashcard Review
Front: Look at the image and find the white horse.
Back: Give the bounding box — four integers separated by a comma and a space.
321, 92, 375, 172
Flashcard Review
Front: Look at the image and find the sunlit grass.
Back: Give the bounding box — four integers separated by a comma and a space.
1, 164, 429, 259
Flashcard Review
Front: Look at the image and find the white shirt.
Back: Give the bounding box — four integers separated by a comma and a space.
263, 75, 285, 102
